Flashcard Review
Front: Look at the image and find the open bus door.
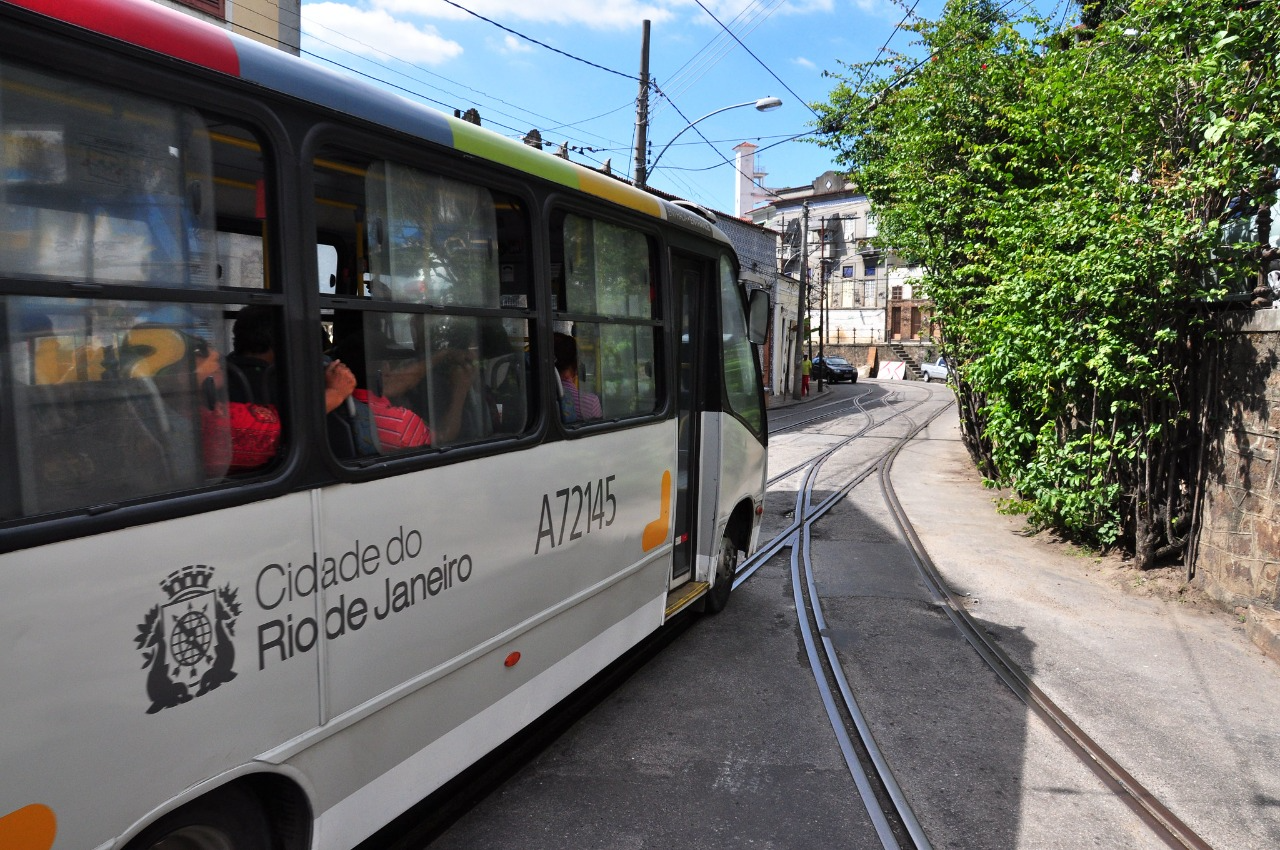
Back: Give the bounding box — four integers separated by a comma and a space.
670, 251, 711, 590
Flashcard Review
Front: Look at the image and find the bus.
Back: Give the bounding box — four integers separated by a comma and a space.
0, 1, 769, 848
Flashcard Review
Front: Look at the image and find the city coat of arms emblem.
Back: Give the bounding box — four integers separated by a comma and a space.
135, 564, 240, 714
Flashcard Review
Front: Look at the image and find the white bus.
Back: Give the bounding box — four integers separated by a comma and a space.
0, 1, 769, 848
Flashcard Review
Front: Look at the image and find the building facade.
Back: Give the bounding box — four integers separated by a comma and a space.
739, 152, 928, 350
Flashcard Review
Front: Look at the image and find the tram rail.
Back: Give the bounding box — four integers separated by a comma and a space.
745, 382, 1216, 850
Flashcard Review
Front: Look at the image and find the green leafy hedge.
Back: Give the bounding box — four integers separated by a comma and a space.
816, 0, 1278, 566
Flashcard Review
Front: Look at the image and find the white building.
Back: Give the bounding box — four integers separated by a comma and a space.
736, 147, 928, 349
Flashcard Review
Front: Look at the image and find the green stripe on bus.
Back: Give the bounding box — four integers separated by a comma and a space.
448, 118, 582, 187
446, 119, 663, 218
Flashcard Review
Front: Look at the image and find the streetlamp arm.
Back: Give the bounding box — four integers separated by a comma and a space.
648, 96, 781, 175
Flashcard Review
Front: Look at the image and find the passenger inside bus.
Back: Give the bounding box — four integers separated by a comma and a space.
190, 335, 281, 476
553, 332, 603, 423
226, 305, 279, 407
326, 321, 474, 454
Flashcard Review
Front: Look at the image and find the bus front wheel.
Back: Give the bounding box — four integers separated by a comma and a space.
704, 533, 737, 614
127, 785, 272, 850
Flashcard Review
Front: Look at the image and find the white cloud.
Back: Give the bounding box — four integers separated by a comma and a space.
849, 0, 898, 17
793, 56, 817, 70
303, 3, 464, 64
500, 34, 534, 54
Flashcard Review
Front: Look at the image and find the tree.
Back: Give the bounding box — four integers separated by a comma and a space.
815, 0, 1279, 566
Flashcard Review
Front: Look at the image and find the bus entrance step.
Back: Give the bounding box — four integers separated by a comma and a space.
665, 581, 709, 619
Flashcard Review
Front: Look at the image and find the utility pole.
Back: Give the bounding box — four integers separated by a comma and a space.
633, 20, 650, 186
817, 215, 826, 394
792, 200, 809, 400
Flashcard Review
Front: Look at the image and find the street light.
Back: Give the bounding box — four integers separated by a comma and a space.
645, 96, 782, 180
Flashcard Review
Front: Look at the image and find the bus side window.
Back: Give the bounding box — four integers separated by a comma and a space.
551, 212, 662, 425
3, 298, 211, 518
0, 56, 280, 521
717, 255, 764, 434
314, 150, 535, 457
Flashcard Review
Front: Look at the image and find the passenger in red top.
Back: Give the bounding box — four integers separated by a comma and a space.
329, 327, 477, 452
352, 387, 429, 449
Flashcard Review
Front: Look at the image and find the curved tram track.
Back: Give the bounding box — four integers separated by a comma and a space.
740, 381, 1214, 850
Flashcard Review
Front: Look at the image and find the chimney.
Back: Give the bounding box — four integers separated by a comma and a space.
734, 142, 769, 217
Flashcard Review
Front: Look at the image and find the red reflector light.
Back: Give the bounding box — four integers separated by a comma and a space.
678, 533, 689, 544
504, 652, 521, 668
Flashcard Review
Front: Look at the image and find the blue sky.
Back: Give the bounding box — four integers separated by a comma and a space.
294, 0, 969, 213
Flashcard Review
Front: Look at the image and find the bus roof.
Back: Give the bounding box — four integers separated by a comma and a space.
4, 0, 730, 246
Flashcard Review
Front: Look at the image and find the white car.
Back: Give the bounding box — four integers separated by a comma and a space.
920, 357, 950, 382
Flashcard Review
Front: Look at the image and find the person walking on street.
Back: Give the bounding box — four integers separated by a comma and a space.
801, 355, 812, 397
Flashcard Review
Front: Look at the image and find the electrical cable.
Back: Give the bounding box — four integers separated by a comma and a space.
236, 3, 636, 150
690, 0, 820, 119
437, 0, 637, 81
649, 0, 786, 124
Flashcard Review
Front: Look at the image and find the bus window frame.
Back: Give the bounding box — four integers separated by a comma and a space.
0, 40, 308, 553
543, 198, 670, 437
301, 124, 547, 480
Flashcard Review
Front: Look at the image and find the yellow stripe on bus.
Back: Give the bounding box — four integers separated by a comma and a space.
0, 804, 56, 850
578, 170, 664, 218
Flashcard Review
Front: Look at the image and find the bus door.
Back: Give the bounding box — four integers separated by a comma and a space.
671, 251, 712, 586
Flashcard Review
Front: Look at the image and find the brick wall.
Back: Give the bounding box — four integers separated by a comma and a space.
1194, 310, 1280, 612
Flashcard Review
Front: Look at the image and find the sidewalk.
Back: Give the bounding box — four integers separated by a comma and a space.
892, 411, 1280, 850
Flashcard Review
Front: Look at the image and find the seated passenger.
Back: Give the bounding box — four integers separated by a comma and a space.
192, 338, 280, 476
328, 332, 474, 452
226, 304, 278, 406
553, 332, 602, 422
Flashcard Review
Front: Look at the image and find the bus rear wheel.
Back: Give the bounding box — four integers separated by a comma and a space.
127, 785, 272, 850
704, 533, 737, 614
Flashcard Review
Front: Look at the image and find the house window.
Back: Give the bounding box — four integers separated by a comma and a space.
863, 281, 876, 303
864, 258, 878, 276
891, 285, 904, 300
842, 265, 854, 278
173, 0, 226, 18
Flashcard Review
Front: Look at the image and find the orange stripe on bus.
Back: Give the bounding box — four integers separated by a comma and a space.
642, 470, 672, 552
0, 804, 57, 850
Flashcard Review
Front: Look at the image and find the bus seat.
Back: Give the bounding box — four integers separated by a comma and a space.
225, 355, 276, 406
13, 378, 201, 515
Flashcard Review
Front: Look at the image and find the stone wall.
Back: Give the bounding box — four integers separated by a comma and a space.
1194, 311, 1280, 630
818, 342, 943, 378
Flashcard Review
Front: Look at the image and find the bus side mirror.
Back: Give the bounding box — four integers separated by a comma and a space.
746, 288, 769, 346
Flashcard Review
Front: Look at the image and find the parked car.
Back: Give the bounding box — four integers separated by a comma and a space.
812, 356, 858, 383
919, 357, 951, 382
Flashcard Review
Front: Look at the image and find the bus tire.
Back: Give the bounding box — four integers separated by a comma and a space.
704, 533, 737, 615
126, 784, 272, 850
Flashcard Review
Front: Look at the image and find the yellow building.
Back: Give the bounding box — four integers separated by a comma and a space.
155, 0, 299, 54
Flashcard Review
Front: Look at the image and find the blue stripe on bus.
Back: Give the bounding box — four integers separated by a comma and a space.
235, 39, 454, 149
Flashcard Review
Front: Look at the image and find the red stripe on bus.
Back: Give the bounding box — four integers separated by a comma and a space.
8, 0, 240, 76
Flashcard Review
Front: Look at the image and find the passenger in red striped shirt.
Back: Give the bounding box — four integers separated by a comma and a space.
352, 387, 429, 449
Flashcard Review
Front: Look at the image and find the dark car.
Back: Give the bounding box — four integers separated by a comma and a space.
812, 356, 858, 383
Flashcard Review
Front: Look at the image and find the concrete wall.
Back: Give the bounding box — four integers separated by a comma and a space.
1194, 310, 1280, 635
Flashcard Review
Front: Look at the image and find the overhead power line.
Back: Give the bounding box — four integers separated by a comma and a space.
236, 3, 637, 153
690, 0, 820, 119
438, 0, 638, 81
649, 0, 786, 124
